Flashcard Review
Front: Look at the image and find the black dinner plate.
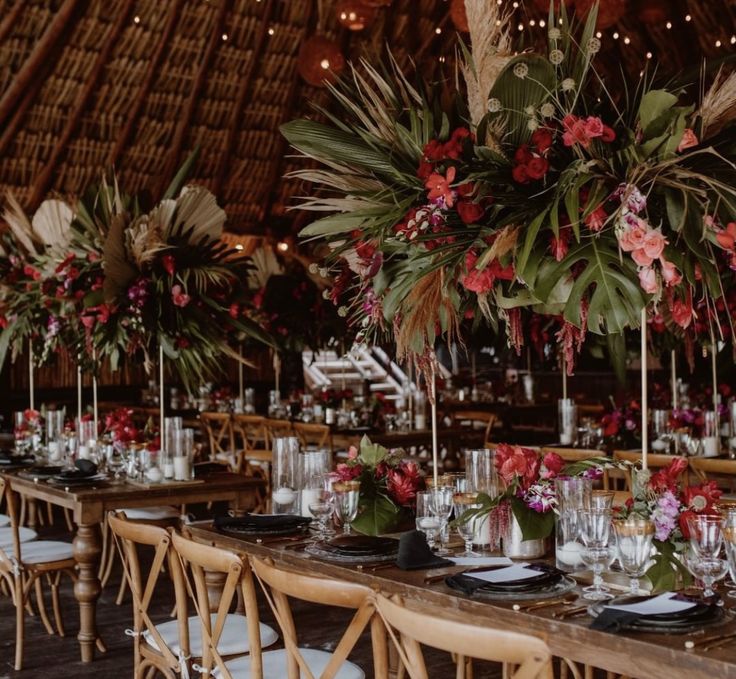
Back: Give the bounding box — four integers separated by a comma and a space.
450, 563, 564, 593
214, 514, 311, 537
320, 535, 399, 556
601, 594, 713, 627
18, 465, 64, 479
47, 473, 107, 487
0, 455, 35, 467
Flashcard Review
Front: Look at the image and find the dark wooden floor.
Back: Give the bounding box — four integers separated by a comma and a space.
0, 506, 502, 678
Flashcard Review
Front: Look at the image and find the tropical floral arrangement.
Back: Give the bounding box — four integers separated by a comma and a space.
334, 435, 421, 535
465, 443, 608, 540
103, 407, 140, 445
282, 1, 736, 381
620, 457, 721, 591
600, 398, 641, 447
0, 155, 272, 391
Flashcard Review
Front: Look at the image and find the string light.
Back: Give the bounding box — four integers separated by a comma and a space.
595, 31, 602, 38
646, 51, 652, 59
234, 244, 244, 251
666, 21, 672, 29
539, 19, 545, 27
439, 55, 446, 63
624, 36, 631, 45
133, 15, 140, 24
685, 14, 691, 21
517, 23, 524, 31
613, 32, 619, 39
529, 19, 535, 27
276, 241, 289, 252
435, 27, 442, 34
715, 39, 722, 47
268, 27, 275, 35
731, 36, 736, 44
222, 33, 228, 41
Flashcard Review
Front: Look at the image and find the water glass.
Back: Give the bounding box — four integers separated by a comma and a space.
77, 418, 98, 460
46, 410, 65, 462
465, 449, 499, 550
613, 517, 655, 595
163, 416, 183, 479
454, 494, 483, 558
580, 509, 614, 601
558, 398, 578, 446
333, 480, 360, 534
721, 513, 736, 598
415, 491, 441, 550
586, 490, 616, 511
702, 411, 720, 457
244, 388, 255, 414
686, 514, 726, 597
299, 450, 330, 518
272, 436, 299, 514
429, 486, 454, 555
307, 474, 335, 539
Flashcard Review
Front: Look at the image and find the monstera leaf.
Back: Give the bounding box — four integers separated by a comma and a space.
532, 240, 646, 335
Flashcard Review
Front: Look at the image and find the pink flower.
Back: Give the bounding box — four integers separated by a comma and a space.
562, 116, 591, 148
171, 284, 190, 307
716, 222, 736, 251
619, 222, 647, 251
660, 259, 682, 287
460, 250, 495, 294
347, 445, 359, 460
583, 116, 604, 138
677, 128, 699, 152
642, 229, 667, 260
638, 266, 659, 294
631, 248, 654, 267
541, 452, 565, 479
672, 297, 693, 328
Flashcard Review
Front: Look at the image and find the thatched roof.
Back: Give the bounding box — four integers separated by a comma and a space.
0, 0, 734, 236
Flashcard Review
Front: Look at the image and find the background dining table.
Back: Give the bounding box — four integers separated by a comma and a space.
0, 471, 264, 663
188, 522, 736, 679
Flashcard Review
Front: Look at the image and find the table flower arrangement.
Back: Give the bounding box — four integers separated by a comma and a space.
464, 443, 610, 542
333, 435, 421, 535
620, 457, 721, 591
283, 1, 736, 380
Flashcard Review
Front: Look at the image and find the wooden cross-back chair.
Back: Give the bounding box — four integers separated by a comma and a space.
263, 418, 294, 446
612, 451, 688, 491
170, 532, 279, 679
249, 555, 381, 679
452, 410, 498, 444
293, 422, 332, 452
539, 447, 613, 490
0, 478, 77, 671
200, 412, 236, 469
111, 516, 277, 679
232, 414, 271, 512
372, 593, 553, 679
688, 457, 736, 492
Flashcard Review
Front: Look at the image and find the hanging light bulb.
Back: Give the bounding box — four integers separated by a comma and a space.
336, 0, 377, 31
449, 0, 469, 33
297, 36, 346, 87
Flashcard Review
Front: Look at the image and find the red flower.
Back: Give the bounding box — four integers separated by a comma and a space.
387, 468, 419, 505
671, 296, 693, 329
162, 254, 176, 275
335, 462, 362, 481
584, 206, 607, 232
171, 284, 190, 308
422, 139, 444, 162
456, 182, 475, 198
514, 145, 534, 164
526, 157, 549, 180
417, 160, 434, 180
531, 128, 553, 153
511, 164, 529, 184
460, 251, 495, 294
682, 482, 721, 512
549, 227, 570, 261
229, 303, 239, 319
601, 125, 616, 143
457, 200, 485, 225
494, 443, 540, 490
425, 166, 456, 207
541, 452, 565, 479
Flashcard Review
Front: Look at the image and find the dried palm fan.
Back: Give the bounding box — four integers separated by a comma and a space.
697, 67, 736, 140
247, 245, 284, 290
2, 194, 74, 256
161, 185, 227, 243
460, 0, 514, 133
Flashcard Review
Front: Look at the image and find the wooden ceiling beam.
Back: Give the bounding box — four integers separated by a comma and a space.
157, 0, 232, 198
108, 0, 184, 169
0, 0, 25, 44
0, 0, 82, 130
28, 0, 136, 209
213, 0, 276, 197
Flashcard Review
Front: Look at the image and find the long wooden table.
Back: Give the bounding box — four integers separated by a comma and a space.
1, 471, 263, 663
189, 522, 736, 679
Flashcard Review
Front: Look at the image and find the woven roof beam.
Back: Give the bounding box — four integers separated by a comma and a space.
0, 0, 82, 130
28, 0, 136, 209
213, 0, 276, 197
0, 0, 25, 45
157, 0, 233, 197
108, 0, 184, 168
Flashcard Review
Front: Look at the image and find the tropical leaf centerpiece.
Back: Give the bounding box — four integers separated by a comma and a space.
334, 436, 421, 536
282, 1, 736, 377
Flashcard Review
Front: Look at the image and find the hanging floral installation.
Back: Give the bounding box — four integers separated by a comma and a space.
0, 155, 272, 390
282, 1, 736, 379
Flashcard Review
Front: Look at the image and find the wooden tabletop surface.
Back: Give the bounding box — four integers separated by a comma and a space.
189, 522, 736, 679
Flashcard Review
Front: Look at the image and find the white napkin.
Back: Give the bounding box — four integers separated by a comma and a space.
449, 556, 513, 567
465, 563, 541, 584
603, 592, 696, 615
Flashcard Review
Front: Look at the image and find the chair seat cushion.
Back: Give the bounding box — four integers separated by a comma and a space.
0, 513, 9, 527
117, 506, 180, 521
145, 614, 278, 656
19, 540, 74, 564
0, 526, 37, 549
219, 648, 364, 679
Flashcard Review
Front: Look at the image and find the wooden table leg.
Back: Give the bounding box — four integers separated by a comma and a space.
73, 522, 104, 662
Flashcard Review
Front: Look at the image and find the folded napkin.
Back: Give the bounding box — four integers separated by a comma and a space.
57, 460, 98, 479
590, 592, 698, 632
396, 531, 453, 571
214, 513, 311, 530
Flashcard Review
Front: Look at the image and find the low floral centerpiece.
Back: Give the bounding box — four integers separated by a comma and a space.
334, 436, 421, 535
619, 457, 721, 591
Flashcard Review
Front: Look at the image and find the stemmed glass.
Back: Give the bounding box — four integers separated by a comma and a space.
721, 509, 736, 598
613, 517, 655, 596
580, 509, 614, 601
307, 475, 335, 540
429, 486, 454, 555
686, 514, 727, 599
453, 494, 482, 558
415, 491, 441, 550
333, 480, 360, 535
106, 444, 127, 485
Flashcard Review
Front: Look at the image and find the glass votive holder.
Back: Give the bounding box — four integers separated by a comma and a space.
558, 398, 578, 446
173, 428, 195, 481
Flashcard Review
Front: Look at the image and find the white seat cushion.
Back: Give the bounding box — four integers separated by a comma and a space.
0, 514, 9, 527
0, 526, 37, 549
19, 540, 74, 564
117, 506, 180, 521
145, 614, 278, 656
219, 648, 364, 679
